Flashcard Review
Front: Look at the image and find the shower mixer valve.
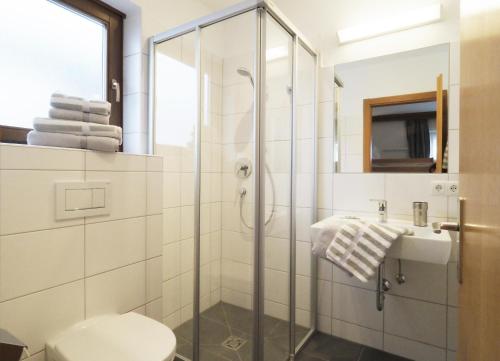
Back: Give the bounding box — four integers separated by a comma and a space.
235, 158, 252, 179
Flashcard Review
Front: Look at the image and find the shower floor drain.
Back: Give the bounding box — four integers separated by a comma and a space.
222, 336, 247, 351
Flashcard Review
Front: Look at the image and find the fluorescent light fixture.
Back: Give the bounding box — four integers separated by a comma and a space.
337, 3, 442, 44
461, 0, 500, 16
266, 46, 288, 61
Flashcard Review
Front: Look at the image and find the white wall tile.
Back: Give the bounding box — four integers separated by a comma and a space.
147, 214, 163, 259
123, 93, 148, 134
385, 174, 448, 217
163, 277, 181, 316
221, 260, 253, 294
333, 265, 377, 291
163, 207, 181, 244
163, 310, 181, 330
0, 144, 84, 170
384, 295, 446, 347
318, 173, 333, 209
332, 283, 383, 330
264, 269, 289, 305
85, 262, 146, 318
447, 130, 459, 174
447, 350, 457, 361
147, 156, 163, 172
0, 281, 84, 354
447, 306, 458, 351
0, 226, 84, 301
85, 152, 146, 172
181, 271, 194, 307
146, 298, 163, 322
163, 173, 181, 208
0, 170, 84, 235
317, 315, 332, 334
332, 319, 383, 350
448, 84, 460, 130
447, 262, 458, 307
146, 256, 162, 302
332, 173, 385, 213
385, 258, 447, 304
163, 241, 181, 281
147, 172, 163, 215
85, 171, 147, 223
85, 217, 146, 276
384, 334, 446, 361
317, 280, 331, 317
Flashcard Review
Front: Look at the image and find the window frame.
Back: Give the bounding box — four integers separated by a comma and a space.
0, 0, 125, 144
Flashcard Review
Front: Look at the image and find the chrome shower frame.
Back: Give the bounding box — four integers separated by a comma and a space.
148, 1, 319, 360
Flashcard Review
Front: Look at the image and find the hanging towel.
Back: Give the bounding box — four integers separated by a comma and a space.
325, 220, 412, 282
27, 131, 119, 152
49, 108, 110, 125
33, 118, 122, 144
50, 93, 111, 116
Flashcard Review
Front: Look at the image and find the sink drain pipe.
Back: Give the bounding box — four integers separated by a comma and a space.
376, 261, 392, 311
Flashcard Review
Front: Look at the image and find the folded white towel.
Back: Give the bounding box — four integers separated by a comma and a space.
50, 93, 111, 116
27, 131, 119, 152
49, 108, 110, 125
325, 220, 412, 282
34, 118, 122, 145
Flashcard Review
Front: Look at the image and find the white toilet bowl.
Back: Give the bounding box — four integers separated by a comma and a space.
46, 312, 176, 361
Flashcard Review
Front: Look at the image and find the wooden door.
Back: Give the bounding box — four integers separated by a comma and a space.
459, 1, 500, 359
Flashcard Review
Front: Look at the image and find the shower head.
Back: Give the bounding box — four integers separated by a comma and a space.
236, 67, 254, 87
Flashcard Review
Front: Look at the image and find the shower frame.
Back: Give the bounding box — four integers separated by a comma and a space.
148, 1, 319, 360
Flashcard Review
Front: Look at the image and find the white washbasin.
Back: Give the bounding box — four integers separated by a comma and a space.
310, 215, 452, 265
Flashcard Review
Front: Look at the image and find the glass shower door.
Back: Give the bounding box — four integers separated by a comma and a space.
295, 42, 317, 351
262, 14, 294, 361
198, 10, 257, 361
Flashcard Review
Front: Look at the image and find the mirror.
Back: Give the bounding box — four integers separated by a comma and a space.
334, 44, 449, 173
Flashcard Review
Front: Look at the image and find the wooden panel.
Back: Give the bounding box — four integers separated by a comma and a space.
459, 1, 500, 360
363, 99, 372, 172
436, 74, 443, 172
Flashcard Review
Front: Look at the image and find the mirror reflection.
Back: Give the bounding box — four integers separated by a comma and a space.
335, 44, 449, 173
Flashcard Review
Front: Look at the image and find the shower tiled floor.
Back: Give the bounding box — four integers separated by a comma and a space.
173, 302, 411, 361
174, 302, 309, 361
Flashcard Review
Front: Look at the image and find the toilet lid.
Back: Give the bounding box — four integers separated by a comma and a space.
47, 313, 176, 361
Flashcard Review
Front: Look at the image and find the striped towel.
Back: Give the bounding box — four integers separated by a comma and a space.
325, 220, 411, 282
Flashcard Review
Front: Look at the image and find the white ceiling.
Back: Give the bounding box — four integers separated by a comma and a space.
198, 0, 459, 66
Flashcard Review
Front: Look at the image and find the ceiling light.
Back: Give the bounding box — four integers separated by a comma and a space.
337, 3, 442, 44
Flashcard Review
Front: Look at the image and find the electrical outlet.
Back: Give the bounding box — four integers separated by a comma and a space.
431, 181, 447, 196
446, 181, 459, 196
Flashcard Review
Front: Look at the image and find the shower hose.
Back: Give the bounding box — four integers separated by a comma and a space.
239, 162, 276, 229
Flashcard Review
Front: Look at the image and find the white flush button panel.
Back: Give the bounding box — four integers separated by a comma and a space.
56, 181, 111, 220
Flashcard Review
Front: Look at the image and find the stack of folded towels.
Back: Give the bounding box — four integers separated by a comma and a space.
27, 93, 122, 152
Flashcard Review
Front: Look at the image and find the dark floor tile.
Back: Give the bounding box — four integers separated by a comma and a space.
299, 332, 363, 360
358, 347, 413, 361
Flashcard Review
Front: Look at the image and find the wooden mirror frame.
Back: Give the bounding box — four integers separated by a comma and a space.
363, 81, 448, 173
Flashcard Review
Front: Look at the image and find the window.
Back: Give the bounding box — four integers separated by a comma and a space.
0, 0, 124, 143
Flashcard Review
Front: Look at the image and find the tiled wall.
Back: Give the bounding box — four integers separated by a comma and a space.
0, 144, 163, 361
314, 42, 460, 361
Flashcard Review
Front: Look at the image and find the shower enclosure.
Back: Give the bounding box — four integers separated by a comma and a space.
149, 1, 317, 360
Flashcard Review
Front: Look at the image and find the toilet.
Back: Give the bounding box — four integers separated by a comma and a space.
46, 312, 176, 361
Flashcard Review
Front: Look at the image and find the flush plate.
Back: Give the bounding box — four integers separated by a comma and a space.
55, 181, 111, 220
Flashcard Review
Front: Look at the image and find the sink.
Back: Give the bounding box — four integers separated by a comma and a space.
310, 215, 452, 265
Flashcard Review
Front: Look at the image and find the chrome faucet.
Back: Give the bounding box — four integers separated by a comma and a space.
370, 199, 388, 223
